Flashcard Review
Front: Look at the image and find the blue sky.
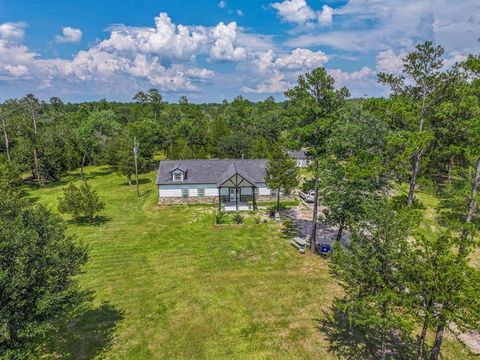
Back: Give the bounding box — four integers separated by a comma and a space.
0, 0, 479, 103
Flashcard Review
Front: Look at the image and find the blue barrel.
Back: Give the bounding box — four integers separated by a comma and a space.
320, 243, 331, 255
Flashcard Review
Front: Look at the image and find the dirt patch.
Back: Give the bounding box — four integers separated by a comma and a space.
450, 323, 480, 354
282, 200, 350, 247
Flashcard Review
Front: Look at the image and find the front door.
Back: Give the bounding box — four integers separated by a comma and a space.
229, 188, 237, 202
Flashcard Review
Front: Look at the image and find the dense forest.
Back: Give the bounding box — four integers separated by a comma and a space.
1, 42, 480, 359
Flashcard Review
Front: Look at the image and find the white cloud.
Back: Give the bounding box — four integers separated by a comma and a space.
376, 49, 404, 74
317, 5, 333, 27
0, 14, 265, 93
271, 0, 315, 25
271, 0, 333, 28
209, 22, 247, 61
55, 27, 83, 43
241, 48, 329, 93
236, 9, 244, 17
0, 22, 26, 40
218, 0, 226, 9
4, 64, 30, 77
275, 48, 328, 70
328, 66, 379, 97
242, 71, 289, 94
286, 0, 480, 56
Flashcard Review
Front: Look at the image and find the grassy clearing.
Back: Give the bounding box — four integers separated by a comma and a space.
30, 167, 475, 359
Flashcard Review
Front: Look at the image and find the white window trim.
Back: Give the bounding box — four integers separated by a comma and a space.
173, 171, 184, 181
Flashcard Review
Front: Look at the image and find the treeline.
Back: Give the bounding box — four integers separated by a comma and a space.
0, 89, 288, 185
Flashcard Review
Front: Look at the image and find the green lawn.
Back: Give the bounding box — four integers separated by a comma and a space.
29, 167, 475, 359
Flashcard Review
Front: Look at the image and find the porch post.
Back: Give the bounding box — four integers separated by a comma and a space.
252, 186, 256, 210
236, 187, 239, 211
218, 187, 221, 211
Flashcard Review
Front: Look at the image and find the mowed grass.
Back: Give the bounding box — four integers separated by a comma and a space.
29, 167, 475, 359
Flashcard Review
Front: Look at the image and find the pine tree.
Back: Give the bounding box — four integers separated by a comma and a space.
58, 183, 82, 221
265, 145, 299, 213
330, 200, 418, 360
79, 181, 105, 221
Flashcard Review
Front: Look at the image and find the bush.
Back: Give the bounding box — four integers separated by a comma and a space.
215, 210, 225, 224
59, 181, 105, 222
232, 212, 244, 224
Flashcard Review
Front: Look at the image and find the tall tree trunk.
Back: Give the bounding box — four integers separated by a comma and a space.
407, 148, 424, 207
128, 175, 132, 186
429, 322, 445, 360
335, 220, 344, 242
417, 313, 429, 360
33, 148, 40, 183
80, 152, 87, 177
31, 109, 41, 183
310, 174, 319, 254
408, 86, 427, 207
276, 188, 280, 213
1, 116, 11, 164
459, 156, 480, 256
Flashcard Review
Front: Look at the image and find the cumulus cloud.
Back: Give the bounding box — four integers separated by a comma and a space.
241, 48, 329, 93
275, 48, 329, 70
286, 0, 480, 56
271, 0, 333, 28
328, 66, 379, 97
0, 22, 26, 40
0, 14, 264, 94
271, 0, 315, 25
55, 27, 83, 43
317, 5, 333, 27
209, 22, 247, 61
376, 49, 404, 74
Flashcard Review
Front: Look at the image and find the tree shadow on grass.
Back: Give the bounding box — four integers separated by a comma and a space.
318, 303, 417, 360
44, 301, 124, 359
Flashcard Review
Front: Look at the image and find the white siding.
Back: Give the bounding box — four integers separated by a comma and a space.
257, 183, 271, 196
159, 183, 271, 198
159, 183, 218, 198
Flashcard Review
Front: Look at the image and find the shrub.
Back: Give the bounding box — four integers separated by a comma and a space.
215, 210, 225, 224
59, 181, 104, 222
232, 212, 244, 224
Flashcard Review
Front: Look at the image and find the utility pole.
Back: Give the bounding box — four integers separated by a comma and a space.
133, 137, 140, 197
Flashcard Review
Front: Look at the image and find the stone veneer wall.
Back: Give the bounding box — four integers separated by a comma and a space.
158, 194, 292, 205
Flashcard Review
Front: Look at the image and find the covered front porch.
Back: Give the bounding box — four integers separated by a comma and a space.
216, 163, 257, 212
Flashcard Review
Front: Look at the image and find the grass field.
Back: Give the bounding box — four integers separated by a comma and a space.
29, 166, 476, 359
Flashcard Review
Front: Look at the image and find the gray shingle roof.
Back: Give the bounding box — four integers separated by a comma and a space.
156, 159, 268, 185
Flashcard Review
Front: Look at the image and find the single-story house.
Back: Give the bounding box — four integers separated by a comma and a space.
288, 149, 310, 168
156, 159, 274, 211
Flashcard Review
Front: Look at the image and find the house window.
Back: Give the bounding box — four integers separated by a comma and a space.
173, 172, 183, 181
182, 189, 189, 198
198, 188, 205, 198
